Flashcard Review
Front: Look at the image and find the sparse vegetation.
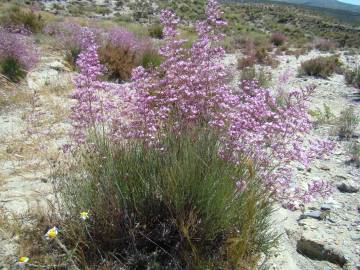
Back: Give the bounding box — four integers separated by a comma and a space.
313, 38, 336, 52
238, 44, 278, 69
308, 103, 335, 127
299, 55, 342, 78
347, 142, 360, 167
240, 66, 271, 87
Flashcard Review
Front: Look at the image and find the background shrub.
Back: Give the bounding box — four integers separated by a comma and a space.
0, 5, 45, 33
336, 106, 359, 139
99, 44, 136, 81
299, 55, 342, 78
313, 38, 336, 52
345, 66, 360, 89
237, 47, 278, 69
55, 130, 277, 269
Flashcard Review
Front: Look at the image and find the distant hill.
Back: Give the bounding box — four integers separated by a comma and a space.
224, 0, 360, 25
274, 0, 360, 13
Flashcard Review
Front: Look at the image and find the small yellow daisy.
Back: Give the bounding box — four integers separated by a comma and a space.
80, 211, 89, 221
45, 226, 58, 240
18, 256, 29, 267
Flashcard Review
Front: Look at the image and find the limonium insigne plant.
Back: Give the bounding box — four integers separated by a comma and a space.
0, 27, 38, 82
69, 0, 334, 209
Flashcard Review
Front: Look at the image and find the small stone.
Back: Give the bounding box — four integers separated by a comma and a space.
321, 204, 332, 211
318, 165, 330, 171
337, 182, 359, 193
297, 237, 347, 267
41, 178, 48, 183
350, 233, 360, 241
299, 210, 323, 221
335, 175, 347, 180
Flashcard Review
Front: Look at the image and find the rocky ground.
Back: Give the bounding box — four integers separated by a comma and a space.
0, 44, 360, 268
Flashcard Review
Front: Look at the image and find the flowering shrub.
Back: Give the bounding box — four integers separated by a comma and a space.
57, 128, 276, 269
69, 0, 334, 208
313, 38, 336, 52
0, 28, 38, 81
270, 32, 287, 46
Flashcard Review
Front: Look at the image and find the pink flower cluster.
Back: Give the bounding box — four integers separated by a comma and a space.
69, 0, 334, 207
0, 27, 38, 71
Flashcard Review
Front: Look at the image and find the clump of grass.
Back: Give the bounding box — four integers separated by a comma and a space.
53, 129, 277, 269
139, 49, 163, 69
148, 23, 164, 39
308, 103, 335, 127
299, 55, 342, 78
240, 66, 272, 87
345, 66, 360, 89
336, 106, 359, 139
64, 46, 81, 71
0, 56, 26, 82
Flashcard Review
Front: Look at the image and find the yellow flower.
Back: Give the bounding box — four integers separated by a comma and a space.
45, 226, 58, 240
18, 256, 29, 267
80, 211, 89, 221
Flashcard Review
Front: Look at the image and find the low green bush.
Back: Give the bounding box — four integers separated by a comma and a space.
336, 106, 359, 139
53, 129, 277, 269
139, 49, 163, 69
299, 55, 342, 78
